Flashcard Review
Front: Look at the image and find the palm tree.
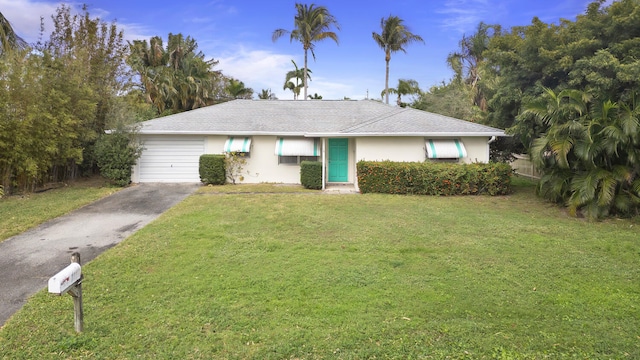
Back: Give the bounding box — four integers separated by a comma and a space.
258, 89, 277, 100
372, 16, 424, 105
128, 34, 224, 114
226, 78, 253, 99
273, 3, 339, 100
0, 12, 28, 55
447, 22, 499, 111
308, 93, 323, 99
283, 59, 311, 100
382, 78, 421, 107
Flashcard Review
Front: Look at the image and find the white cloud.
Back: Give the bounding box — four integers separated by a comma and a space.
214, 45, 365, 100
0, 0, 59, 43
0, 0, 154, 45
216, 46, 297, 99
436, 0, 504, 34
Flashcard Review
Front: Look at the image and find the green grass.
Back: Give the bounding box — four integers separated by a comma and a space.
0, 180, 119, 242
1, 178, 639, 359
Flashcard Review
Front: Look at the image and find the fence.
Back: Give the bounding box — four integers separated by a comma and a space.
510, 154, 541, 179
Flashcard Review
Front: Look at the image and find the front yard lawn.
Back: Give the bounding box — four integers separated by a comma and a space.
1, 179, 639, 358
0, 179, 118, 242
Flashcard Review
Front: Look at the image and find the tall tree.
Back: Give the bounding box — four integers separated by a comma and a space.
447, 22, 499, 112
272, 3, 339, 100
382, 78, 421, 107
128, 33, 226, 114
372, 15, 424, 105
39, 4, 129, 177
0, 12, 28, 55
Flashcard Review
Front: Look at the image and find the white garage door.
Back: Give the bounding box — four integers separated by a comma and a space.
138, 136, 205, 182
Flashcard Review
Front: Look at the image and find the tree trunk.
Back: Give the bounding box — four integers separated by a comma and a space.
303, 49, 308, 100
385, 54, 390, 105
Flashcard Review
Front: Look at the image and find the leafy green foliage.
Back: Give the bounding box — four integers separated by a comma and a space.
41, 4, 129, 176
0, 5, 130, 194
300, 161, 322, 189
225, 78, 253, 99
484, 0, 640, 148
257, 88, 278, 100
128, 33, 226, 115
357, 161, 512, 195
412, 81, 480, 122
199, 155, 226, 185
282, 59, 311, 100
94, 131, 142, 187
383, 78, 421, 107
525, 88, 640, 219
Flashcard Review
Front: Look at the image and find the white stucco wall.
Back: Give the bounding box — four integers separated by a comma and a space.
355, 137, 426, 162
205, 135, 305, 184
355, 136, 491, 164
460, 137, 491, 163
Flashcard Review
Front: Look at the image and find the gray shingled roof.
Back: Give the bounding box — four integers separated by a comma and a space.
137, 99, 505, 137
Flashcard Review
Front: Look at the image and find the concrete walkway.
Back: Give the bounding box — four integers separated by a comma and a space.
0, 183, 200, 327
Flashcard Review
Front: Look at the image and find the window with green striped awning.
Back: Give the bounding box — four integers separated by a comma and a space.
224, 137, 251, 153
275, 138, 319, 156
426, 139, 467, 159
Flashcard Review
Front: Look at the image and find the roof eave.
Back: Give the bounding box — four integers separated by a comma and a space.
307, 132, 507, 137
138, 130, 310, 136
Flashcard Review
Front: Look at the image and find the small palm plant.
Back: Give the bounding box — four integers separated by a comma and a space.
524, 88, 640, 219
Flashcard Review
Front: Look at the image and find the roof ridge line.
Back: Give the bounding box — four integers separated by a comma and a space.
340, 107, 410, 132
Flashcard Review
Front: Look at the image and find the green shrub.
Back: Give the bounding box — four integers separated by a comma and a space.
94, 132, 142, 187
300, 161, 322, 189
357, 161, 512, 195
199, 154, 226, 185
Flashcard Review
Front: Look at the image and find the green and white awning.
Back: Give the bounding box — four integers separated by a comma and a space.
426, 139, 467, 159
275, 138, 319, 156
224, 137, 251, 153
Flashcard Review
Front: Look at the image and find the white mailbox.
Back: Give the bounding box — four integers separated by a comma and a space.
48, 263, 82, 294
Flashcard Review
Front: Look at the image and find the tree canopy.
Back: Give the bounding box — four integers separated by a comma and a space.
412, 0, 640, 217
128, 33, 226, 115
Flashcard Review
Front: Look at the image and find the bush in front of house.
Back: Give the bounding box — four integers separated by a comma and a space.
357, 161, 512, 195
199, 154, 226, 185
95, 131, 143, 187
301, 161, 322, 189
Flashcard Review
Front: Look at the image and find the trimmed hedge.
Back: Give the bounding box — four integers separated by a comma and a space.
357, 161, 512, 195
200, 154, 226, 185
301, 161, 322, 189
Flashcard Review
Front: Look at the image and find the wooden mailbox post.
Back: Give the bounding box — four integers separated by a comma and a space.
48, 252, 84, 333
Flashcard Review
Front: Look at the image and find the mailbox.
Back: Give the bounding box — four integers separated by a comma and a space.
48, 263, 82, 294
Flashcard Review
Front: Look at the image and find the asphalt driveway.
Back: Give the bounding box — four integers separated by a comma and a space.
0, 183, 200, 327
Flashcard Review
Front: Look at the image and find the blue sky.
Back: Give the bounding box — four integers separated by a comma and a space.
2, 0, 599, 100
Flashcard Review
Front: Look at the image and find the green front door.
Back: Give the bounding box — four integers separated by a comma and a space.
328, 138, 349, 182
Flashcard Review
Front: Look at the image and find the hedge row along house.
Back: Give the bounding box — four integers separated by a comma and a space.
132, 100, 505, 191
